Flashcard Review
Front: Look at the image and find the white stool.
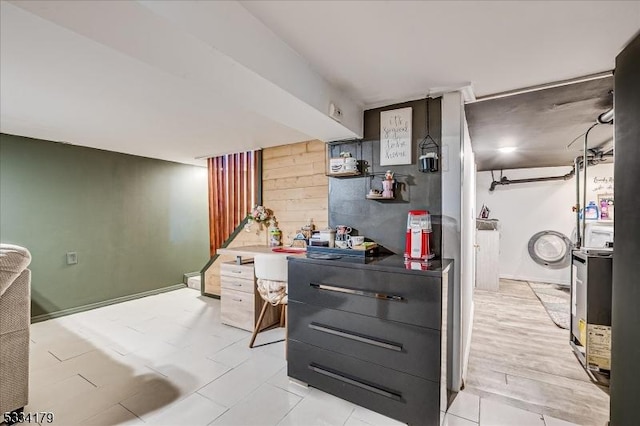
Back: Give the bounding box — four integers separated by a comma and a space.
250, 254, 288, 348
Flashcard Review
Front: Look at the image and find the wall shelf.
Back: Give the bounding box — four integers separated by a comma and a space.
365, 195, 395, 201
366, 196, 409, 203
365, 172, 410, 202
327, 171, 362, 178
326, 139, 369, 177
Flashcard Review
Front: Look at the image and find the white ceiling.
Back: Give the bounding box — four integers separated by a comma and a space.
242, 1, 640, 107
0, 1, 361, 166
1, 1, 639, 165
0, 2, 308, 165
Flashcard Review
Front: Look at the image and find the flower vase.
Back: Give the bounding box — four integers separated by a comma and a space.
255, 221, 265, 236
382, 179, 394, 198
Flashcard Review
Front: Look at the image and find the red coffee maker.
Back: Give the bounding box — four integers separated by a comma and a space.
404, 210, 434, 260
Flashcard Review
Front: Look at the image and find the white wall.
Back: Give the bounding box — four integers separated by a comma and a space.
460, 114, 476, 380
441, 92, 462, 391
476, 163, 614, 285
442, 91, 476, 391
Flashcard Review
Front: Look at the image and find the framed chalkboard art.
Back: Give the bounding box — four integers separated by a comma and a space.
380, 107, 412, 166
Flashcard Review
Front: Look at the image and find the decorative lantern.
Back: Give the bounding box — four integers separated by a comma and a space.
418, 99, 439, 173
418, 136, 439, 173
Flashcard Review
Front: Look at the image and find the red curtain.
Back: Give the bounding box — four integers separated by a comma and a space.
207, 151, 260, 257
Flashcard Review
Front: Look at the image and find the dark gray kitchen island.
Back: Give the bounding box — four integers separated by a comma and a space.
287, 254, 453, 426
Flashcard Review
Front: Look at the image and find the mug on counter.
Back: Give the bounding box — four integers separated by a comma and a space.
335, 240, 349, 249
336, 225, 352, 241
348, 235, 365, 247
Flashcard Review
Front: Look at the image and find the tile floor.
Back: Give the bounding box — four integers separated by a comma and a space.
24, 288, 582, 425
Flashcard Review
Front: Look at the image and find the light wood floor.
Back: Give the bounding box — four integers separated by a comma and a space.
465, 279, 609, 426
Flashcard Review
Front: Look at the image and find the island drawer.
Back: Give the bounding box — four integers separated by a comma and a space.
220, 275, 255, 293
288, 301, 440, 381
220, 261, 255, 281
288, 261, 441, 329
220, 287, 254, 331
288, 339, 440, 426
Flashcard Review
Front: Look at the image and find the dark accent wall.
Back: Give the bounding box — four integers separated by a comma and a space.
329, 98, 442, 255
611, 33, 640, 426
0, 134, 209, 317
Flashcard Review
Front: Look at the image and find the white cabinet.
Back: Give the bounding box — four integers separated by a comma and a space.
476, 230, 500, 291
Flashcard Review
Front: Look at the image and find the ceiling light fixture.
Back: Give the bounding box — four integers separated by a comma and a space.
498, 147, 517, 153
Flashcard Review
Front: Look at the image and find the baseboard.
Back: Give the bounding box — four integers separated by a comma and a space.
202, 291, 220, 299
31, 283, 186, 323
499, 273, 569, 287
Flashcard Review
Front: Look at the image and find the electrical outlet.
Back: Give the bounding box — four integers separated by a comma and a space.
329, 102, 343, 122
66, 252, 78, 265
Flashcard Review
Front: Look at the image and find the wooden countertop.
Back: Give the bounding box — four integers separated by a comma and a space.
217, 245, 275, 257
217, 245, 306, 259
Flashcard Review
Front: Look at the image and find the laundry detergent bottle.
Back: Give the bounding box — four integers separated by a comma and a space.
584, 201, 600, 220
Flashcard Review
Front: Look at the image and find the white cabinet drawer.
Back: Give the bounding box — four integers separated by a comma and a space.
221, 288, 254, 331
220, 261, 255, 281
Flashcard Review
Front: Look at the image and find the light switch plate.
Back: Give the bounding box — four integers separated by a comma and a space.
66, 252, 78, 265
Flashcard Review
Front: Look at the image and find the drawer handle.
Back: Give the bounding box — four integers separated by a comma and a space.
232, 283, 243, 286
231, 270, 243, 274
309, 364, 401, 401
309, 323, 402, 352
231, 297, 243, 302
310, 282, 404, 302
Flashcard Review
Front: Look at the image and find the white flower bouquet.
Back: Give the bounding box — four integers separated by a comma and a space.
246, 205, 273, 224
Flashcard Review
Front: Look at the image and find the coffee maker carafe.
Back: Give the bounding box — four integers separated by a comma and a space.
404, 210, 434, 260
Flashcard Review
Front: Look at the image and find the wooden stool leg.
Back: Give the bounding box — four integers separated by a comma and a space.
249, 301, 270, 348
279, 304, 286, 327
284, 304, 288, 360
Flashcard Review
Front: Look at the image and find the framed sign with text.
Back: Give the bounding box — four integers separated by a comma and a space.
380, 107, 412, 166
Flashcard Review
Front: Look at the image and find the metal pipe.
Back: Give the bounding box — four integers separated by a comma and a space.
597, 108, 614, 124
575, 156, 582, 248
567, 109, 614, 150
489, 166, 575, 191
582, 124, 598, 248
488, 153, 611, 193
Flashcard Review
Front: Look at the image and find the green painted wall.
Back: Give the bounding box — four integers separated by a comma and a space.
0, 133, 209, 318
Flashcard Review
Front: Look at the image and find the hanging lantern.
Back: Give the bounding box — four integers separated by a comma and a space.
418, 99, 439, 173
418, 136, 439, 173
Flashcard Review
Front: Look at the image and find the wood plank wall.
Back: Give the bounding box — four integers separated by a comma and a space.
204, 140, 328, 296
263, 140, 328, 242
